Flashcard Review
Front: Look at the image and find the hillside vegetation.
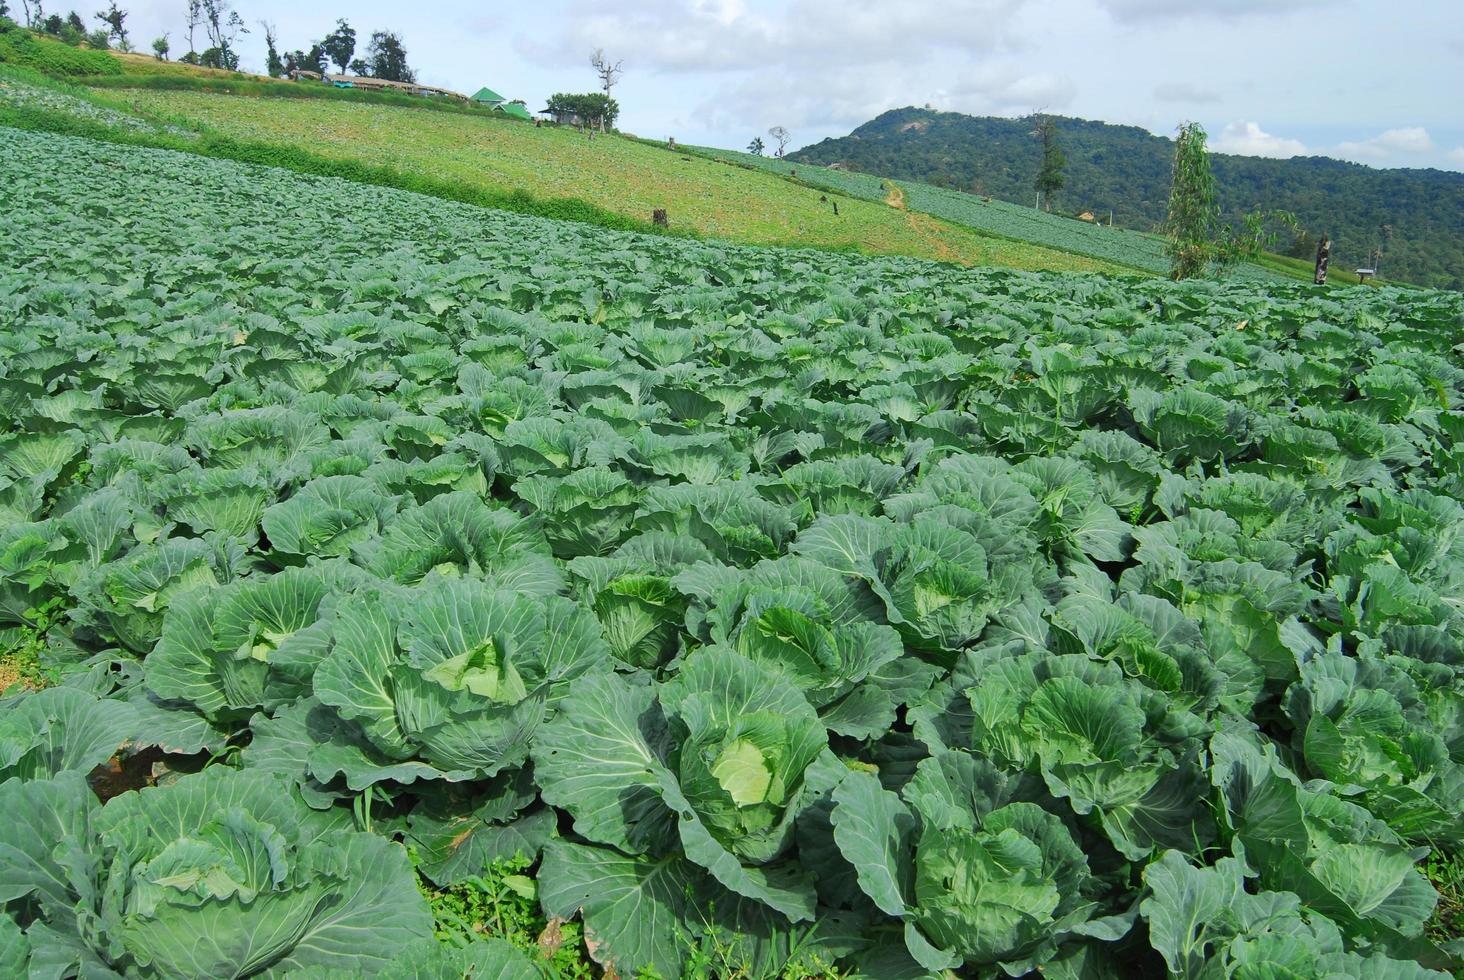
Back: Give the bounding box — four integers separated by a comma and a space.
792, 107, 1464, 289
87, 84, 1131, 274
0, 31, 1340, 283
688, 143, 1327, 282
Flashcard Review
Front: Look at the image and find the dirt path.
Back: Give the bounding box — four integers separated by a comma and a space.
880, 180, 965, 263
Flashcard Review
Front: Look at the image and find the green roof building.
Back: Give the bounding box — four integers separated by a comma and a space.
498, 101, 533, 121
472, 87, 534, 122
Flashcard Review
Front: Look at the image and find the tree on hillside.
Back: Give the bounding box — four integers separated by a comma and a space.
769, 126, 791, 158
545, 92, 619, 131
1163, 122, 1294, 280
200, 0, 246, 71
259, 20, 282, 76
283, 43, 326, 76
93, 2, 126, 45
18, 0, 40, 29
748, 136, 765, 156
364, 30, 413, 83
183, 0, 201, 60
41, 12, 61, 33
322, 18, 355, 75
152, 33, 169, 60
589, 48, 623, 133
348, 57, 367, 75
1164, 122, 1221, 279
1032, 115, 1067, 211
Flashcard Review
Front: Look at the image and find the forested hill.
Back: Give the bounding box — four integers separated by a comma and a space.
789, 107, 1464, 289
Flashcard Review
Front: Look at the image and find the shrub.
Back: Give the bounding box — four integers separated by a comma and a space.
0, 30, 122, 76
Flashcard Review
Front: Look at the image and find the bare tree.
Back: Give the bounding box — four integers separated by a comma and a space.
185, 0, 202, 60
20, 0, 43, 29
769, 125, 791, 158
589, 48, 623, 133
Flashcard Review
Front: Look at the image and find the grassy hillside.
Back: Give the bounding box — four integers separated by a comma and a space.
0, 30, 1365, 283
75, 84, 1133, 275
686, 143, 1332, 282
792, 107, 1464, 288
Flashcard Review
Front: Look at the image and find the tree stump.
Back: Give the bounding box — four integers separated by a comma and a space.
1314, 236, 1330, 285
653, 209, 669, 228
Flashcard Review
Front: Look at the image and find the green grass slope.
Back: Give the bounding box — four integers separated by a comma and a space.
71, 80, 1132, 275
687, 143, 1366, 285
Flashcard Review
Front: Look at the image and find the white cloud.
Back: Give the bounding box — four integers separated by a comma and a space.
1212, 121, 1307, 158
518, 0, 1055, 146
1095, 0, 1330, 22
1449, 147, 1464, 166
1336, 126, 1436, 160
935, 67, 1077, 117
516, 0, 1031, 73
1153, 82, 1221, 104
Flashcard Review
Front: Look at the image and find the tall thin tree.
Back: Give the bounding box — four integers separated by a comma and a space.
259, 21, 283, 77
589, 48, 623, 133
769, 126, 791, 158
1032, 115, 1067, 212
184, 0, 202, 60
1163, 121, 1220, 280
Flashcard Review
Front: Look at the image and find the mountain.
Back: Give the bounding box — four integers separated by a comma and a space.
789, 107, 1464, 289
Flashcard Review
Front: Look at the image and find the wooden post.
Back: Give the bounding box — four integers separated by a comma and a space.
1313, 235, 1330, 285
652, 209, 669, 228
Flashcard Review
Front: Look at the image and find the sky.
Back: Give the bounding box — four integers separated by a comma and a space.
52, 0, 1464, 171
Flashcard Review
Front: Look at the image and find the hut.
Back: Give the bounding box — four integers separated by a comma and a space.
318, 73, 467, 100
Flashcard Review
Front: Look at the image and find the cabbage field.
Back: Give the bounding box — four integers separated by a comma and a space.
2, 127, 1463, 979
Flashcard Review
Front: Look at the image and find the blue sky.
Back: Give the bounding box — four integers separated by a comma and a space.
55, 0, 1464, 170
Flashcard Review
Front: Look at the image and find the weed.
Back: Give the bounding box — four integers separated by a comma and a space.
1426, 848, 1464, 948
418, 859, 598, 979
0, 595, 67, 693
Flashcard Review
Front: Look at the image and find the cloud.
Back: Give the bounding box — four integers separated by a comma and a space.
1449, 147, 1464, 166
1152, 82, 1221, 104
516, 0, 1031, 73
935, 67, 1077, 117
1095, 0, 1330, 22
1336, 126, 1436, 160
518, 0, 1053, 146
1212, 121, 1307, 158
683, 60, 1072, 140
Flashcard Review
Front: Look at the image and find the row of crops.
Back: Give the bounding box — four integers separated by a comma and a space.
686, 144, 1278, 279
2, 126, 1463, 978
